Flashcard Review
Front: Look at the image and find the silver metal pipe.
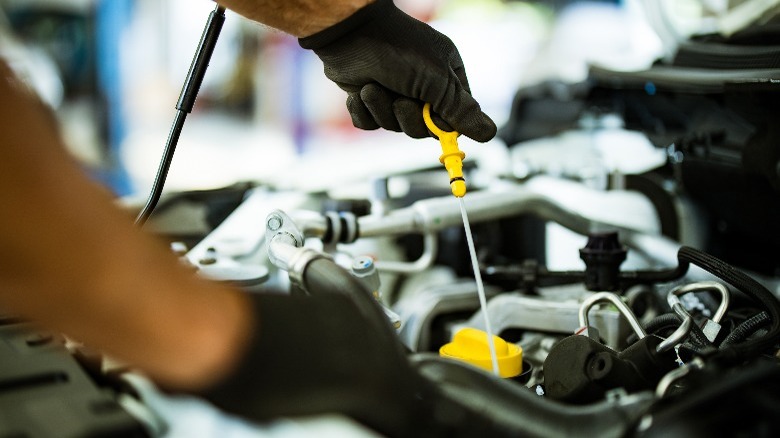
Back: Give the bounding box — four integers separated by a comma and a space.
358, 189, 545, 236
358, 188, 624, 237
358, 207, 419, 237
267, 239, 332, 288
374, 232, 438, 274
267, 239, 301, 272
579, 292, 647, 340
670, 281, 730, 324
265, 210, 304, 269
656, 314, 693, 353
290, 210, 328, 238
655, 357, 705, 398
622, 232, 682, 270
357, 186, 682, 267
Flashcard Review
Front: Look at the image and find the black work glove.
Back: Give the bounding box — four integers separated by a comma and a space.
299, 0, 496, 142
199, 292, 430, 437
198, 257, 513, 437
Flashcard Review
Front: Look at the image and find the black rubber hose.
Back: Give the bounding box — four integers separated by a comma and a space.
625, 313, 682, 346
620, 263, 689, 286
410, 354, 654, 438
645, 313, 686, 335
630, 312, 712, 350
721, 312, 771, 348
676, 246, 780, 361
300, 260, 551, 436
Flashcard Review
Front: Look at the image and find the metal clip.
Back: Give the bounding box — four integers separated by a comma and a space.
668, 281, 730, 342
578, 292, 646, 341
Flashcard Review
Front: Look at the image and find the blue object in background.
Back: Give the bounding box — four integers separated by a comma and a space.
7, 0, 136, 196
290, 42, 310, 155
95, 0, 134, 196
644, 81, 657, 96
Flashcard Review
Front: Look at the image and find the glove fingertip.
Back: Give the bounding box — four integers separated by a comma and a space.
347, 93, 381, 131
460, 112, 498, 143
361, 84, 402, 132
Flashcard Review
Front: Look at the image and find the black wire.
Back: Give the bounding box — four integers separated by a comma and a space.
625, 313, 681, 346
621, 247, 780, 358
135, 5, 226, 227
676, 246, 780, 362
644, 313, 684, 335
721, 312, 771, 348
633, 311, 712, 350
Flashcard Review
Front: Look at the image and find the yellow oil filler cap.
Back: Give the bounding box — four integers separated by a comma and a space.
439, 328, 523, 378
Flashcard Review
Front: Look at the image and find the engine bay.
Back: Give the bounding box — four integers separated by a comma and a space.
148, 54, 780, 433
2, 3, 780, 437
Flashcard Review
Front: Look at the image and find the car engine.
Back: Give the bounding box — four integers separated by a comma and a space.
1, 2, 780, 437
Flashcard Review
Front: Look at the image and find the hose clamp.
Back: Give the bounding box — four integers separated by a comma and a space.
287, 248, 332, 289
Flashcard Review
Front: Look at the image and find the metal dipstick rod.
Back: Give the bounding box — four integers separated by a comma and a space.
135, 4, 226, 226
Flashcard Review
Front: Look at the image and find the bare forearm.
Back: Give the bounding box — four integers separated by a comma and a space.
0, 62, 252, 390
219, 0, 374, 36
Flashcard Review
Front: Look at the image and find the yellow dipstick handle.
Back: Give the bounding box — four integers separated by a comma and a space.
423, 103, 466, 198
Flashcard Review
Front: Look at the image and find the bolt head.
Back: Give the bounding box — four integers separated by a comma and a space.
267, 215, 283, 231
351, 256, 374, 273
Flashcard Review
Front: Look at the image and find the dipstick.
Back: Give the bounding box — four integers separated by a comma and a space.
423, 103, 499, 376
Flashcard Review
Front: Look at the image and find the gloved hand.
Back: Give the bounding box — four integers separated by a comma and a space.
299, 0, 496, 142
199, 291, 429, 437
197, 257, 515, 437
